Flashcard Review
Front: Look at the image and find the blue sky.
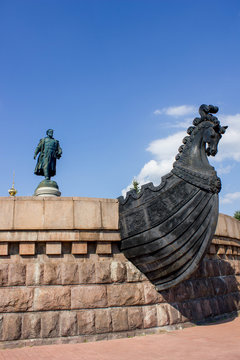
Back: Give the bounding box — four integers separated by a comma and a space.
0, 0, 240, 216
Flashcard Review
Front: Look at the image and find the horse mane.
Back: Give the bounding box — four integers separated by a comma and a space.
175, 104, 225, 162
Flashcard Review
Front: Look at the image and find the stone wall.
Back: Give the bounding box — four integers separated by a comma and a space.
0, 198, 239, 348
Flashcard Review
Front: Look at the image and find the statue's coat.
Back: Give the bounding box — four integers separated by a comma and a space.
34, 137, 62, 178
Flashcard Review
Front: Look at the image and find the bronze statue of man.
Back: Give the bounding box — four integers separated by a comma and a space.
34, 129, 62, 180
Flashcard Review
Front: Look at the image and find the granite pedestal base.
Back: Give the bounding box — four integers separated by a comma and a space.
34, 180, 61, 197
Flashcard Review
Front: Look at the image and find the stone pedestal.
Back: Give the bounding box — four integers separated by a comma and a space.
34, 180, 61, 197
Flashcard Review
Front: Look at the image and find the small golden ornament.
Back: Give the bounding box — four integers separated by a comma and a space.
8, 171, 17, 197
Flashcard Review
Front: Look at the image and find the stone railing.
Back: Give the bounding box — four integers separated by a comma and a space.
0, 197, 239, 348
0, 197, 119, 256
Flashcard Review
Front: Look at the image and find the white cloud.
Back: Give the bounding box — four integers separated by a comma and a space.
122, 131, 184, 196
154, 105, 197, 117
146, 131, 185, 161
221, 192, 240, 204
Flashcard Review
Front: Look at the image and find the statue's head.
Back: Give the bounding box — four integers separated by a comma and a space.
46, 129, 54, 138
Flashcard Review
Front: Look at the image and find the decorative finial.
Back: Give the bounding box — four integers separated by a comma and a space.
8, 171, 17, 197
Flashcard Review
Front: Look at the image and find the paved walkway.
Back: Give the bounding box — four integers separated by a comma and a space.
0, 317, 240, 360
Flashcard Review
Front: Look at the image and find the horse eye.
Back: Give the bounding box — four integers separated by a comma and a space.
211, 134, 215, 138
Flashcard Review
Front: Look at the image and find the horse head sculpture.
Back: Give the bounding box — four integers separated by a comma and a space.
173, 104, 228, 193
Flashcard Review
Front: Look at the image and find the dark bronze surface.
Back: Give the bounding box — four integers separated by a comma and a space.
118, 105, 228, 291
34, 129, 62, 181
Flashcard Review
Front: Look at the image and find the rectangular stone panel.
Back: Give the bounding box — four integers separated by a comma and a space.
128, 307, 143, 329
71, 285, 107, 309
72, 242, 88, 254
111, 308, 128, 332
78, 262, 96, 284
77, 310, 95, 335
34, 286, 71, 311
62, 263, 79, 284
79, 232, 100, 241
2, 314, 22, 341
77, 231, 120, 241
0, 231, 38, 242
101, 201, 119, 230
95, 308, 111, 333
95, 261, 111, 283
143, 305, 157, 328
14, 200, 44, 229
111, 261, 127, 283
46, 242, 62, 255
0, 288, 33, 312
99, 232, 121, 241
43, 263, 62, 285
44, 200, 74, 229
0, 199, 14, 230
8, 263, 26, 285
96, 242, 112, 254
26, 263, 44, 286
108, 283, 144, 306
19, 242, 35, 255
22, 313, 41, 339
74, 200, 101, 229
41, 312, 59, 338
0, 242, 8, 256
60, 311, 77, 337
38, 231, 79, 241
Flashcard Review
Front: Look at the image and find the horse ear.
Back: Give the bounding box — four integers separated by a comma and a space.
220, 126, 228, 134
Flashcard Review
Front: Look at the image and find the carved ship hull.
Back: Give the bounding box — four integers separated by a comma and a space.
118, 172, 218, 291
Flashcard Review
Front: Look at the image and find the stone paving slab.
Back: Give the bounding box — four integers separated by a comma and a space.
0, 316, 240, 360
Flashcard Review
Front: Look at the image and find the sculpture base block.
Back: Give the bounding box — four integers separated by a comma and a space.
34, 180, 61, 197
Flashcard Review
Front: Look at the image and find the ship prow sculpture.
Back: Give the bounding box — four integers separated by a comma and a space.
118, 105, 228, 291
